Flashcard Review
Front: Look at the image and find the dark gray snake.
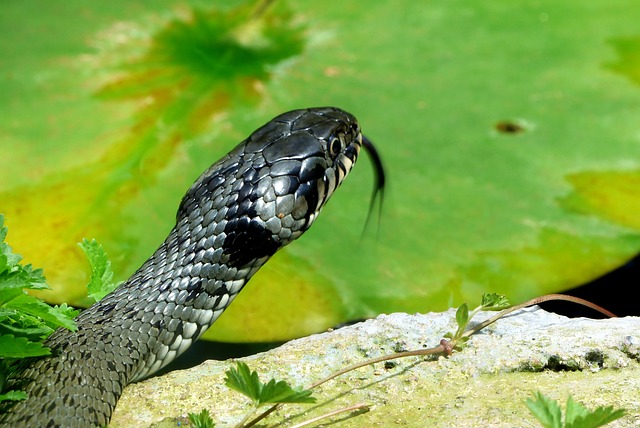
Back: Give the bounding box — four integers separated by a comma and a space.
0, 107, 384, 427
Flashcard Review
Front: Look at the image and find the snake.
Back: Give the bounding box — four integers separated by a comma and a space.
0, 107, 385, 427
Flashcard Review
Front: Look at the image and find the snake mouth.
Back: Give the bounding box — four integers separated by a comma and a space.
335, 133, 361, 181
315, 127, 385, 237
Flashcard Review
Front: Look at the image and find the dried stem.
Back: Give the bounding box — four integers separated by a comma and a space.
288, 403, 369, 428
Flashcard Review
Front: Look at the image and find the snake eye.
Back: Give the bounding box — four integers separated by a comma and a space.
329, 135, 344, 157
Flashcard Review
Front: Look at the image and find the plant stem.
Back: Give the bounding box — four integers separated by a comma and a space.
235, 403, 259, 428
461, 293, 617, 339
244, 347, 446, 427
288, 403, 369, 428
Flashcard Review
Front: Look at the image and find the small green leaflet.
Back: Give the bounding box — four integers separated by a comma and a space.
0, 216, 21, 273
2, 295, 77, 332
527, 391, 563, 428
187, 408, 215, 428
481, 293, 510, 310
455, 303, 469, 327
0, 390, 27, 404
526, 391, 625, 428
0, 334, 51, 358
78, 238, 123, 302
0, 216, 48, 293
0, 214, 78, 338
0, 311, 52, 342
224, 361, 316, 405
564, 396, 626, 428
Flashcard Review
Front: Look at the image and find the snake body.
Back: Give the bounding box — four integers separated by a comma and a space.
1, 107, 378, 427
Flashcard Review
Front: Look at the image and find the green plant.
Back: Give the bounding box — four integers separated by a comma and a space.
224, 361, 315, 426
442, 292, 511, 351
0, 215, 78, 403
0, 216, 122, 405
526, 391, 625, 428
188, 408, 215, 428
78, 238, 122, 302
225, 361, 315, 406
223, 292, 620, 427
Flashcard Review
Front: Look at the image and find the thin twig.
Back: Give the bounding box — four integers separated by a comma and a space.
245, 348, 446, 427
305, 347, 443, 390
462, 293, 617, 339
235, 404, 259, 428
288, 403, 369, 428
244, 404, 279, 428
526, 293, 617, 318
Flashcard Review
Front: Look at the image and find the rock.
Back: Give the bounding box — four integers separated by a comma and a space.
110, 307, 640, 427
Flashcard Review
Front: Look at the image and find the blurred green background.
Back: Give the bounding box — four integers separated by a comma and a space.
1, 0, 640, 342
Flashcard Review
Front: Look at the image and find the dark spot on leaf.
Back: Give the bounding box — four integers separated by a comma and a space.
495, 121, 525, 134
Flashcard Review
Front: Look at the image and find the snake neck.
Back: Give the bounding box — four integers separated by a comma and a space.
82, 221, 270, 382
1, 223, 267, 426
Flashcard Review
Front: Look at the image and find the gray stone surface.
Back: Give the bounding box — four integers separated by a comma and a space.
110, 307, 640, 427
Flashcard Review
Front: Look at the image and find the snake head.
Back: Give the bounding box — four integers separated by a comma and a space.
253, 107, 363, 233
178, 107, 365, 270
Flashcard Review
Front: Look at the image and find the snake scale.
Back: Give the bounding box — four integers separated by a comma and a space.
0, 107, 384, 427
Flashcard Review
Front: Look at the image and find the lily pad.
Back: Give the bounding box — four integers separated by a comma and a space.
1, 0, 639, 342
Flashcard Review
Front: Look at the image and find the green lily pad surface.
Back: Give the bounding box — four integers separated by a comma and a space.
1, 1, 639, 342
